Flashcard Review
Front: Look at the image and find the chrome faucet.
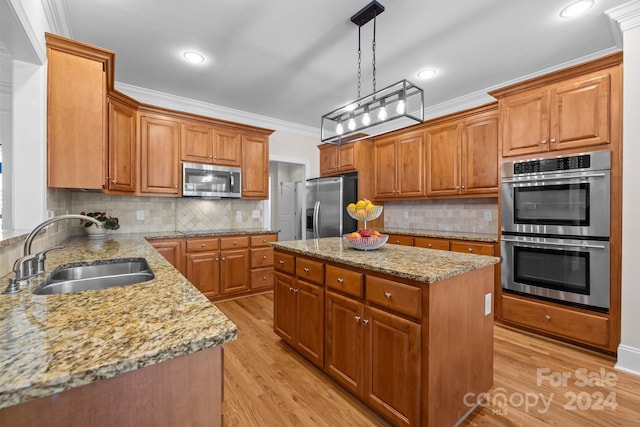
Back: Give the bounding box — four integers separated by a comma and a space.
3, 214, 102, 294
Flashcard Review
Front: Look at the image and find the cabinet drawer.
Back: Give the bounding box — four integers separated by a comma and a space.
450, 241, 494, 256
366, 276, 422, 319
414, 237, 449, 251
387, 234, 414, 246
186, 238, 219, 252
325, 265, 363, 298
251, 247, 274, 268
296, 257, 324, 285
251, 234, 278, 247
250, 267, 274, 290
274, 251, 295, 275
501, 294, 609, 347
220, 236, 249, 249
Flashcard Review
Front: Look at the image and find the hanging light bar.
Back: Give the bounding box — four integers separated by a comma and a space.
320, 1, 424, 144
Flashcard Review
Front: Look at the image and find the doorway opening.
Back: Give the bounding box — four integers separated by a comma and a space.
269, 160, 306, 241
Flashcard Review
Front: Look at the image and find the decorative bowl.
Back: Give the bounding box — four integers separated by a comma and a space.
346, 205, 383, 222
343, 233, 388, 251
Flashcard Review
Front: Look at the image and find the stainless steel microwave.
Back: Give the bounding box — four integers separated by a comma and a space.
182, 162, 242, 198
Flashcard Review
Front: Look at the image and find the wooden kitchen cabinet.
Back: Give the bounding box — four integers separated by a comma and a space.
181, 121, 241, 167
46, 33, 110, 190
374, 130, 426, 199
185, 237, 221, 299
249, 233, 277, 291
387, 234, 414, 246
220, 236, 250, 296
139, 111, 181, 195
450, 240, 495, 256
319, 143, 359, 176
414, 237, 450, 250
491, 54, 622, 158
148, 238, 185, 276
241, 133, 269, 198
426, 106, 498, 197
106, 95, 137, 193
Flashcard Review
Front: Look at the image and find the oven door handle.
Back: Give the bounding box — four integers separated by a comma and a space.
501, 172, 607, 183
501, 236, 607, 249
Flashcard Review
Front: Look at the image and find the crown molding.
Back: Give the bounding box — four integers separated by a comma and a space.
115, 82, 319, 138
607, 0, 640, 35
41, 0, 73, 38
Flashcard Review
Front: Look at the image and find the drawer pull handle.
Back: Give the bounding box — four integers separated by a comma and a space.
468, 248, 473, 252
263, 239, 267, 243
303, 267, 310, 272
354, 316, 361, 322
337, 278, 344, 284
215, 258, 219, 261
201, 243, 206, 247
263, 255, 268, 259
279, 260, 285, 264
384, 292, 392, 299
545, 315, 551, 321
362, 319, 369, 326
233, 241, 238, 245
263, 276, 267, 280
427, 244, 432, 248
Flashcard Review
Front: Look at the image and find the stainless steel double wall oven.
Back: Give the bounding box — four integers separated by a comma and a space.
500, 151, 611, 312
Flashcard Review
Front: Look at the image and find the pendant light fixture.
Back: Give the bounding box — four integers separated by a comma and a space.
321, 1, 424, 144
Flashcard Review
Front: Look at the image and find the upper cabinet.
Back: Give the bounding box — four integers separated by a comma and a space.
491, 53, 622, 158
45, 33, 273, 198
46, 33, 111, 190
374, 130, 426, 200
319, 143, 358, 176
242, 133, 269, 198
180, 122, 242, 167
426, 106, 498, 197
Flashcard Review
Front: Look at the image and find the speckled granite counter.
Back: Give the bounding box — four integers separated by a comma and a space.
382, 228, 498, 243
272, 237, 500, 283
0, 234, 238, 410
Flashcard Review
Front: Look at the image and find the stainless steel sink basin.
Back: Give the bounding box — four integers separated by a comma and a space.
32, 258, 155, 295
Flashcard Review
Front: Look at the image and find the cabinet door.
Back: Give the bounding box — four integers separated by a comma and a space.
47, 46, 106, 189
550, 72, 611, 151
373, 136, 397, 199
365, 306, 421, 427
181, 121, 214, 163
319, 144, 338, 176
338, 144, 357, 172
426, 123, 460, 196
241, 134, 269, 198
149, 239, 185, 275
325, 291, 364, 397
140, 114, 181, 194
220, 249, 250, 295
107, 98, 137, 193
186, 252, 221, 299
213, 128, 242, 166
274, 272, 297, 344
397, 131, 426, 197
500, 91, 549, 157
296, 280, 325, 368
462, 113, 498, 195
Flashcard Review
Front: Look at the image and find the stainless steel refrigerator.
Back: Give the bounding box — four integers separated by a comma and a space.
305, 172, 357, 239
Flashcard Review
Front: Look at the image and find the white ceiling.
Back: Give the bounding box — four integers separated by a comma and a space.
52, 0, 626, 130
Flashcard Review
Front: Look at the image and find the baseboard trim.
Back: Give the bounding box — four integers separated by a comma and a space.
615, 344, 640, 377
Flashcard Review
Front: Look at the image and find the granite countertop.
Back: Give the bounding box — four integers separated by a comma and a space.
382, 228, 498, 243
272, 237, 500, 283
145, 228, 278, 240
0, 234, 238, 410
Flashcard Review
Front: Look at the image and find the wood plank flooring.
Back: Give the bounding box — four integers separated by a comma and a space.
216, 293, 640, 426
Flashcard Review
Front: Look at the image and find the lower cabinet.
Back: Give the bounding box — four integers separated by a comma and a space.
150, 233, 276, 301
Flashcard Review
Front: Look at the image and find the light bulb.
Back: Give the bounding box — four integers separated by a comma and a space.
347, 115, 356, 131
362, 111, 371, 126
378, 104, 388, 121
396, 99, 405, 115
336, 121, 344, 135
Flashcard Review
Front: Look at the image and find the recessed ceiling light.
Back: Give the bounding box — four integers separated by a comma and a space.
417, 69, 437, 80
183, 51, 205, 64
559, 0, 594, 18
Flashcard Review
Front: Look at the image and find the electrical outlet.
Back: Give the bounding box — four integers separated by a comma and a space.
484, 293, 492, 316
136, 210, 145, 221
484, 211, 492, 221
47, 210, 55, 219
236, 210, 242, 218
252, 210, 260, 219
403, 211, 409, 219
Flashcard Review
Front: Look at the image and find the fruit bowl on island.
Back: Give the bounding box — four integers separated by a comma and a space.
343, 229, 389, 251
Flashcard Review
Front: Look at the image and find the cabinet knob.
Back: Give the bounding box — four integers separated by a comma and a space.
461, 185, 465, 189
263, 255, 267, 259
222, 257, 226, 261
292, 288, 298, 293
303, 267, 310, 272
288, 286, 294, 292
545, 314, 551, 321
201, 243, 206, 247
233, 241, 238, 245
354, 316, 361, 322
279, 260, 285, 264
215, 258, 219, 261
384, 292, 392, 299
263, 276, 267, 280
174, 184, 178, 188
337, 278, 344, 284
550, 138, 556, 143
468, 248, 473, 252
214, 156, 217, 159
362, 319, 369, 326
541, 139, 547, 144
456, 186, 460, 190
112, 179, 116, 184
427, 244, 432, 248
209, 155, 213, 159
263, 239, 267, 243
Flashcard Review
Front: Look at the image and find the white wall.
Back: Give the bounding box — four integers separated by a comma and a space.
611, 0, 640, 375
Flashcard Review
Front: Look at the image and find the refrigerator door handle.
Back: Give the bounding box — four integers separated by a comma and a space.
313, 200, 320, 239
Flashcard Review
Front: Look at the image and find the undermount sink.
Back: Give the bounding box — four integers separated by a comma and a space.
32, 258, 155, 295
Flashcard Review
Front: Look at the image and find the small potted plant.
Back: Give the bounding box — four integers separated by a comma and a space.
80, 211, 120, 236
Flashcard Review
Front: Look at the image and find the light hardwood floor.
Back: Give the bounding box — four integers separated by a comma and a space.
216, 293, 640, 426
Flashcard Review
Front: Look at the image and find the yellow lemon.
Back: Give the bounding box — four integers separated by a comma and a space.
355, 200, 367, 208
347, 203, 356, 211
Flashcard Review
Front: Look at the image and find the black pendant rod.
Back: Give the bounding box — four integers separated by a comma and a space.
350, 0, 385, 27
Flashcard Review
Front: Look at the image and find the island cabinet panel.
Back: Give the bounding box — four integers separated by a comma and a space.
139, 112, 181, 195
366, 276, 422, 319
296, 257, 324, 285
325, 265, 363, 298
274, 271, 297, 343
365, 306, 421, 427
274, 251, 295, 275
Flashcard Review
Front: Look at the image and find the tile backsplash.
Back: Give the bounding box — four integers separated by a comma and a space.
384, 199, 499, 234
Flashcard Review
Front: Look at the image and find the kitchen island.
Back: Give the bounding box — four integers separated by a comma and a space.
272, 237, 500, 427
0, 234, 237, 426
